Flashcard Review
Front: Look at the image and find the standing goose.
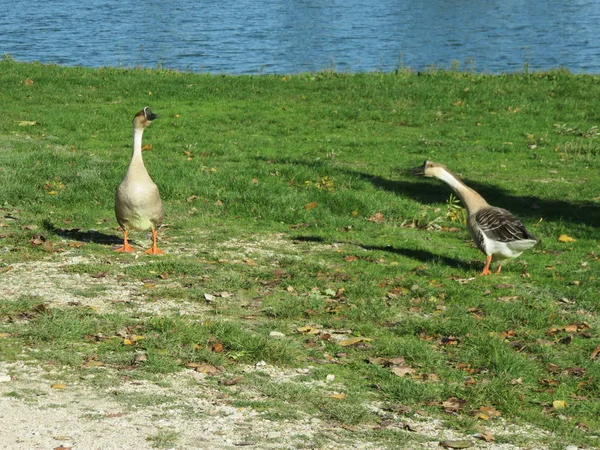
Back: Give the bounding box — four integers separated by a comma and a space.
115, 107, 165, 255
416, 161, 538, 275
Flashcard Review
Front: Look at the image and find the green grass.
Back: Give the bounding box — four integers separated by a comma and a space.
1, 57, 600, 448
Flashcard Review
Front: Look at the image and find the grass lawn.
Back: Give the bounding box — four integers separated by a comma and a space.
1, 56, 599, 449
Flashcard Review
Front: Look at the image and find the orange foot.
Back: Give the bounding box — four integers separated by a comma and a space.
115, 230, 135, 252
479, 255, 492, 276
115, 244, 135, 253
146, 246, 165, 255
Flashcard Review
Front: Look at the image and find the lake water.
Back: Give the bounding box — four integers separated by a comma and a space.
3, 0, 600, 74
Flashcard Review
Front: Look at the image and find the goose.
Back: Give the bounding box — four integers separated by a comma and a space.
415, 161, 538, 275
114, 107, 165, 255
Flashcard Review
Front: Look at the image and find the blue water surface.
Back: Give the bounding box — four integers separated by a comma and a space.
2, 0, 600, 74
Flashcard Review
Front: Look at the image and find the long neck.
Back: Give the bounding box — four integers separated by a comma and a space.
128, 126, 146, 171
436, 168, 489, 215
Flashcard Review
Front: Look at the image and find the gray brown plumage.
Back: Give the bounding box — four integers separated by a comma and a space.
416, 161, 538, 275
114, 107, 165, 255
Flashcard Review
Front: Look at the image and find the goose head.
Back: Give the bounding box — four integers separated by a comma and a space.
133, 107, 158, 129
411, 160, 448, 177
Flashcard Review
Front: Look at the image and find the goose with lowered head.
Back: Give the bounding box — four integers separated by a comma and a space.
414, 161, 538, 275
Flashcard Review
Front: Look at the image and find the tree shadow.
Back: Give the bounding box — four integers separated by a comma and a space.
42, 220, 123, 246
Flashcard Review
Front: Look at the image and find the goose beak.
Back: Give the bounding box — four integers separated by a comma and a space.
409, 162, 426, 176
143, 107, 159, 121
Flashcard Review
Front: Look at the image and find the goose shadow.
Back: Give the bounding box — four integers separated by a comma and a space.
254, 155, 600, 228
291, 235, 477, 271
42, 220, 123, 246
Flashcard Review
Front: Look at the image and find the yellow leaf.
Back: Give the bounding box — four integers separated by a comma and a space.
51, 383, 67, 389
142, 144, 152, 151
305, 201, 318, 211
297, 326, 320, 334
558, 234, 575, 243
16, 120, 38, 126
123, 339, 134, 346
351, 211, 358, 216
553, 400, 567, 409
339, 336, 372, 347
328, 393, 347, 399
0, 333, 11, 338
47, 191, 57, 195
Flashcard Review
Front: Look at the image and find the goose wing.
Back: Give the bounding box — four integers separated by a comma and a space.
475, 207, 537, 243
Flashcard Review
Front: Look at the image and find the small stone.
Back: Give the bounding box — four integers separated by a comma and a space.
0, 374, 11, 383
565, 446, 578, 450
269, 331, 285, 338
326, 374, 335, 382
255, 360, 267, 368
296, 368, 310, 374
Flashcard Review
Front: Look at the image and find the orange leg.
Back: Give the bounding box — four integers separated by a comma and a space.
146, 228, 165, 255
495, 265, 503, 275
480, 255, 492, 276
115, 229, 135, 253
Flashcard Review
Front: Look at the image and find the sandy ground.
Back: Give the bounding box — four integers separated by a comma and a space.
0, 253, 562, 450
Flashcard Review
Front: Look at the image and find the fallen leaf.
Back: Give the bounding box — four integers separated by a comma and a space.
43, 240, 54, 252
211, 341, 224, 353
344, 255, 358, 262
16, 120, 38, 126
591, 346, 600, 360
220, 376, 242, 386
90, 271, 108, 279
367, 212, 385, 224
473, 432, 495, 442
142, 144, 152, 151
328, 393, 347, 399
558, 234, 575, 243
553, 400, 567, 409
186, 363, 221, 375
442, 397, 466, 413
339, 336, 372, 347
305, 201, 318, 211
390, 366, 415, 377
297, 326, 320, 334
51, 383, 67, 389
478, 405, 501, 418
439, 440, 473, 449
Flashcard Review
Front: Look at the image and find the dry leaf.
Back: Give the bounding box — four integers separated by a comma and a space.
16, 120, 38, 126
142, 144, 152, 151
473, 432, 495, 442
297, 326, 320, 334
367, 212, 385, 223
328, 393, 347, 399
439, 440, 473, 449
390, 365, 415, 377
558, 234, 575, 243
211, 341, 224, 353
305, 201, 318, 211
339, 336, 372, 347
553, 400, 567, 409
591, 346, 600, 360
344, 255, 358, 262
51, 383, 67, 390
220, 376, 242, 386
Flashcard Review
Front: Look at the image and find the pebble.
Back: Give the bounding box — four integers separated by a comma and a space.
326, 374, 335, 382
269, 331, 285, 338
296, 368, 310, 374
565, 446, 578, 450
0, 374, 11, 383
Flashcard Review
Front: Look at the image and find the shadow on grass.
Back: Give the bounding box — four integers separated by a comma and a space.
42, 220, 123, 245
291, 235, 477, 271
256, 156, 600, 228
354, 172, 600, 228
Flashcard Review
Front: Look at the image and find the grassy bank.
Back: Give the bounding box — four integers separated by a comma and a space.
1, 57, 599, 449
